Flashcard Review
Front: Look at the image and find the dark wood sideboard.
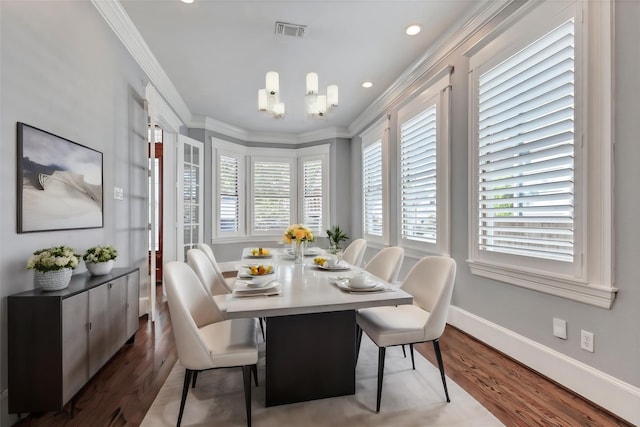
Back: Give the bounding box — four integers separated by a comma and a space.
7, 267, 140, 414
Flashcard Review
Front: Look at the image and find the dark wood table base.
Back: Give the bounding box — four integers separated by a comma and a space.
265, 310, 356, 406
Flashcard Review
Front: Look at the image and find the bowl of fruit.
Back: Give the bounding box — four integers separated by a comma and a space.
247, 264, 274, 276
313, 257, 327, 266
249, 248, 271, 258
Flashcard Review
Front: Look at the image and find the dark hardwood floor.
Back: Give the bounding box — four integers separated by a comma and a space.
15, 284, 631, 426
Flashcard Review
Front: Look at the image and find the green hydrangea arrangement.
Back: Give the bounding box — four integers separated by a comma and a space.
83, 245, 118, 263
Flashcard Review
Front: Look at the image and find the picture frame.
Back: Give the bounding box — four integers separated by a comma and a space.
17, 122, 104, 233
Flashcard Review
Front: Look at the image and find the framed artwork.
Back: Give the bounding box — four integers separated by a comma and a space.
17, 123, 103, 233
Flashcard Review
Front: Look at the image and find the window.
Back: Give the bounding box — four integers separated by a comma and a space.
400, 106, 437, 243
361, 117, 388, 244
251, 158, 293, 235
212, 139, 330, 240
477, 19, 575, 263
302, 159, 322, 232
397, 68, 451, 255
468, 0, 615, 307
218, 154, 241, 233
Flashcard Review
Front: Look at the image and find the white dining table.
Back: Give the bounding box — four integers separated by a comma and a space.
216, 247, 413, 407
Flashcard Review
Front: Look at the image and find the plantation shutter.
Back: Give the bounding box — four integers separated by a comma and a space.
477, 19, 575, 262
218, 155, 239, 233
302, 159, 323, 234
253, 160, 291, 232
362, 140, 383, 237
400, 105, 437, 243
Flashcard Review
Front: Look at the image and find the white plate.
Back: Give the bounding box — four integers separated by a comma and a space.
333, 280, 388, 293
246, 254, 273, 259
233, 281, 281, 296
317, 263, 350, 271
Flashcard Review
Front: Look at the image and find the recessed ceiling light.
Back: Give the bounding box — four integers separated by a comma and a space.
181, 0, 194, 4
406, 24, 421, 36
362, 81, 373, 88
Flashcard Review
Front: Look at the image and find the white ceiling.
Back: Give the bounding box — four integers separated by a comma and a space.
120, 0, 488, 137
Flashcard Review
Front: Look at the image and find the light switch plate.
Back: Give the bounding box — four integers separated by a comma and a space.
114, 186, 124, 200
553, 318, 567, 339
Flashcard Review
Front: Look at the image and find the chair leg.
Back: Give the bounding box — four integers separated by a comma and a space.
259, 318, 265, 341
433, 339, 450, 402
409, 343, 415, 370
376, 346, 386, 413
251, 364, 258, 386
191, 371, 198, 388
178, 369, 193, 427
242, 365, 252, 427
355, 325, 363, 364
402, 344, 406, 357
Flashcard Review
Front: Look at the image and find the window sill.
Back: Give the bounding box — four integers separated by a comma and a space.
467, 260, 617, 309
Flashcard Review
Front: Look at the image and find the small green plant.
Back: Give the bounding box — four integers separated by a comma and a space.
326, 225, 350, 253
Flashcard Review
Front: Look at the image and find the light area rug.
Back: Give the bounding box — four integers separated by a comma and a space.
142, 335, 504, 427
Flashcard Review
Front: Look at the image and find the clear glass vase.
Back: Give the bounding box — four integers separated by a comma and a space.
292, 240, 306, 264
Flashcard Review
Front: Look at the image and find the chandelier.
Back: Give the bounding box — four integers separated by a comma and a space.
258, 71, 285, 119
258, 71, 338, 119
305, 73, 338, 117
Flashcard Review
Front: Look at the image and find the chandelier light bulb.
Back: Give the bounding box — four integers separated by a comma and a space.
306, 73, 319, 95
327, 85, 338, 107
258, 89, 267, 111
266, 71, 279, 94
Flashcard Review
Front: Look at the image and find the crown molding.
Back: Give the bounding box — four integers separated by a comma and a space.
190, 116, 349, 145
91, 0, 190, 126
348, 0, 522, 136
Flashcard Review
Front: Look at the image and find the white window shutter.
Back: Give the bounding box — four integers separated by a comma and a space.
218, 154, 239, 233
302, 159, 323, 234
400, 105, 437, 243
253, 160, 291, 232
362, 140, 383, 237
477, 19, 575, 263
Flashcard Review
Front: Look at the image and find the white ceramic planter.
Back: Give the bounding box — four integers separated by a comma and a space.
86, 259, 114, 276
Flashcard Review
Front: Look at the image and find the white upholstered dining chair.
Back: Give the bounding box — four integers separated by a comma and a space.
364, 246, 404, 284
164, 261, 258, 427
341, 238, 367, 267
196, 242, 234, 292
356, 256, 456, 413
188, 248, 266, 340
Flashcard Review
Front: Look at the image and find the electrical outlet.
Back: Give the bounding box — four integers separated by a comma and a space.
581, 330, 594, 352
553, 318, 567, 339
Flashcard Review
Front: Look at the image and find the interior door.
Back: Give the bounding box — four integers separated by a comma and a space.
148, 130, 163, 283
177, 135, 204, 261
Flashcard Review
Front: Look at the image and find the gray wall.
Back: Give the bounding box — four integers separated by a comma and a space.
0, 2, 149, 425
349, 1, 640, 388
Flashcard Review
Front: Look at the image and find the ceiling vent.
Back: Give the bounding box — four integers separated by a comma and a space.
275, 21, 306, 38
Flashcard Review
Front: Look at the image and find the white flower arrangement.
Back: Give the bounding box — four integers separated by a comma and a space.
26, 245, 80, 272
83, 245, 118, 264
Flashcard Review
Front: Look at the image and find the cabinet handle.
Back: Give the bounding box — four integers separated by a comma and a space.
88, 322, 92, 331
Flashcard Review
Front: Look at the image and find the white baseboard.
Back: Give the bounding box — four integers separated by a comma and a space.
448, 306, 640, 426
139, 297, 149, 316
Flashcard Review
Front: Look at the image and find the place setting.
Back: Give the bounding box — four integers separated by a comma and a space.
245, 247, 273, 259
313, 255, 350, 271
330, 272, 395, 293
234, 264, 281, 297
